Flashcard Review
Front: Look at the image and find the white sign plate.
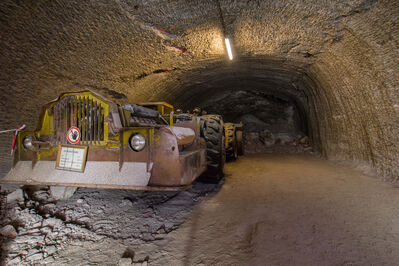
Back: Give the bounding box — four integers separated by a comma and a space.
56, 145, 88, 172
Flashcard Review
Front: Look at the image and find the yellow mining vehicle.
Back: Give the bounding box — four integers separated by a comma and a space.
1, 90, 225, 198
224, 122, 244, 161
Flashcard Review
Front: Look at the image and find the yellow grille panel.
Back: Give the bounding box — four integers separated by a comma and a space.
52, 94, 107, 145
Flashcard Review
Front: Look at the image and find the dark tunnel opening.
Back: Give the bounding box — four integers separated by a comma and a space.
199, 90, 308, 135
183, 89, 310, 152
156, 57, 315, 153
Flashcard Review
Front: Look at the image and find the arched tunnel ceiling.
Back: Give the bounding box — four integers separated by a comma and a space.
0, 0, 398, 180
158, 57, 307, 104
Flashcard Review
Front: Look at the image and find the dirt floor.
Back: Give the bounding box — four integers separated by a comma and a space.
1, 154, 399, 265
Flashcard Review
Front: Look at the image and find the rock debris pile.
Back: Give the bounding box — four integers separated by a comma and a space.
1, 206, 102, 264
244, 131, 314, 154
0, 181, 221, 265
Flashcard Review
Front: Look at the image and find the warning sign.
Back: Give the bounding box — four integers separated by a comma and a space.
67, 127, 80, 144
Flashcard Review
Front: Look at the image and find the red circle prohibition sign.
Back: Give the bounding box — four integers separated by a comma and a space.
67, 127, 81, 144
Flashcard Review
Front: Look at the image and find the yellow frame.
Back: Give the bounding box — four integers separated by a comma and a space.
37, 91, 111, 146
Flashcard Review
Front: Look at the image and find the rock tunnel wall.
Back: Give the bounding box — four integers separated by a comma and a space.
0, 0, 398, 181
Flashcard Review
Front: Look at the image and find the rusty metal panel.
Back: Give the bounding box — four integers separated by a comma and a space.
149, 127, 207, 186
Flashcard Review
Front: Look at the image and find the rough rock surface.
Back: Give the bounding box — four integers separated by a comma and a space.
244, 131, 315, 154
0, 0, 398, 182
0, 181, 221, 265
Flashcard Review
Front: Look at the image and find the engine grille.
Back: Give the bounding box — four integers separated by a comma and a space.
52, 95, 105, 144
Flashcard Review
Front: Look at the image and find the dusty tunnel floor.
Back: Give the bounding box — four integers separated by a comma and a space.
1, 154, 399, 265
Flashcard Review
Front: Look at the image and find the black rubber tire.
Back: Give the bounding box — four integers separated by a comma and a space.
201, 115, 225, 183
224, 123, 238, 161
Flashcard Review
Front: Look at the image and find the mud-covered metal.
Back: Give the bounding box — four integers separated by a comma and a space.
139, 102, 174, 115
122, 104, 160, 119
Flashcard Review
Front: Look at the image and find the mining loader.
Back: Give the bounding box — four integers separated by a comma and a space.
0, 90, 226, 198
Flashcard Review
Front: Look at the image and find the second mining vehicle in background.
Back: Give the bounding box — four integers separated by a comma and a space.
224, 122, 244, 161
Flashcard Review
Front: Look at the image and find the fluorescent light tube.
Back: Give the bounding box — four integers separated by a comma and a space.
225, 38, 233, 60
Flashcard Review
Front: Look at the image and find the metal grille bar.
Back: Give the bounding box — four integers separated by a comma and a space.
53, 95, 105, 144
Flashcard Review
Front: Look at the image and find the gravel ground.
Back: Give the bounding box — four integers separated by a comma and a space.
1, 154, 399, 265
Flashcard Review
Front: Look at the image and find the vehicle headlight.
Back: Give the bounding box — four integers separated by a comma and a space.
23, 135, 35, 151
129, 133, 146, 152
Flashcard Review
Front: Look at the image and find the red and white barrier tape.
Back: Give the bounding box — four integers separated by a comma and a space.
0, 124, 26, 155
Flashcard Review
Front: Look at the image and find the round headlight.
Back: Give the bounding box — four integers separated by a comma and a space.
129, 133, 146, 152
23, 135, 35, 151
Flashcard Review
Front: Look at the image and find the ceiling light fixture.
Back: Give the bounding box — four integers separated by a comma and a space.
215, 0, 233, 60
225, 38, 233, 60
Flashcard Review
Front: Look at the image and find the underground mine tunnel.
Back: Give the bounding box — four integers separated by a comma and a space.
0, 0, 398, 265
